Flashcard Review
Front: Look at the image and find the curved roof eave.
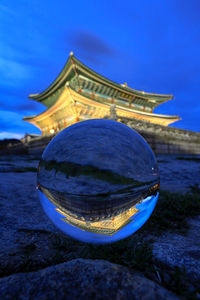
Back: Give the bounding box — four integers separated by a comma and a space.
29, 53, 174, 102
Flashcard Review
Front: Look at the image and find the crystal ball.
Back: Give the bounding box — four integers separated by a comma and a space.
37, 119, 159, 244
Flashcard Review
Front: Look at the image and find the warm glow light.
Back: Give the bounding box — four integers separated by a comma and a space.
50, 129, 54, 134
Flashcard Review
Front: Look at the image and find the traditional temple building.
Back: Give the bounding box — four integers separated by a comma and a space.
23, 52, 180, 135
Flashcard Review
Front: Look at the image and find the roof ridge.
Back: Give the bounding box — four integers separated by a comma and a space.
29, 52, 173, 102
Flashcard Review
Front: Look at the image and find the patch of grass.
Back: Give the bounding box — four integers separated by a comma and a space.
0, 167, 38, 173
79, 237, 154, 274
145, 263, 200, 300
168, 265, 188, 295
25, 157, 40, 161
175, 156, 200, 162
21, 243, 37, 256
189, 184, 200, 194
13, 244, 37, 273
125, 240, 154, 271
14, 167, 37, 173
49, 234, 155, 275
76, 237, 199, 298
163, 265, 200, 300
51, 234, 71, 250
51, 251, 64, 264
142, 189, 200, 235
19, 256, 35, 273
83, 237, 199, 299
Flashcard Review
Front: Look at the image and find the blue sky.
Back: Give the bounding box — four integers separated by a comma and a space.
0, 0, 200, 139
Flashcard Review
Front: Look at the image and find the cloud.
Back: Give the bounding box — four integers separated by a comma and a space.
69, 30, 115, 57
15, 101, 42, 112
0, 92, 45, 115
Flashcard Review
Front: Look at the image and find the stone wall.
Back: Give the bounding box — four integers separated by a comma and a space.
27, 134, 56, 155
1, 120, 200, 155
25, 120, 200, 155
124, 119, 200, 154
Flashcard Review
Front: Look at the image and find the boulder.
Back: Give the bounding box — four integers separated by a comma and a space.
0, 259, 180, 300
152, 216, 200, 285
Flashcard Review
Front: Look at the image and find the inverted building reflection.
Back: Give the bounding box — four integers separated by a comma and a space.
38, 182, 159, 236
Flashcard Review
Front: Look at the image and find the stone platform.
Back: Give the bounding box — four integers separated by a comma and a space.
8, 119, 200, 155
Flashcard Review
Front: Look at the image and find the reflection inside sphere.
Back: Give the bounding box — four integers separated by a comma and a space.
37, 119, 160, 243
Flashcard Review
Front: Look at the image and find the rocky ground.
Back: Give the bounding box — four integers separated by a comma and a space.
0, 154, 200, 299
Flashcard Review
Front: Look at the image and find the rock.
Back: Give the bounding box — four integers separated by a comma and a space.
0, 155, 199, 298
0, 259, 180, 300
0, 156, 60, 254
152, 216, 200, 286
157, 154, 200, 193
153, 216, 200, 283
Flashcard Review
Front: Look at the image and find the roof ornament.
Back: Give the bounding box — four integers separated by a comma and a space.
70, 51, 74, 56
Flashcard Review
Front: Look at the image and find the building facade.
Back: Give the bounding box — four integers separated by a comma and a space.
24, 52, 180, 135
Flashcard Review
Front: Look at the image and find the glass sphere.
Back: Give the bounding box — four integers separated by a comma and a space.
37, 119, 159, 244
